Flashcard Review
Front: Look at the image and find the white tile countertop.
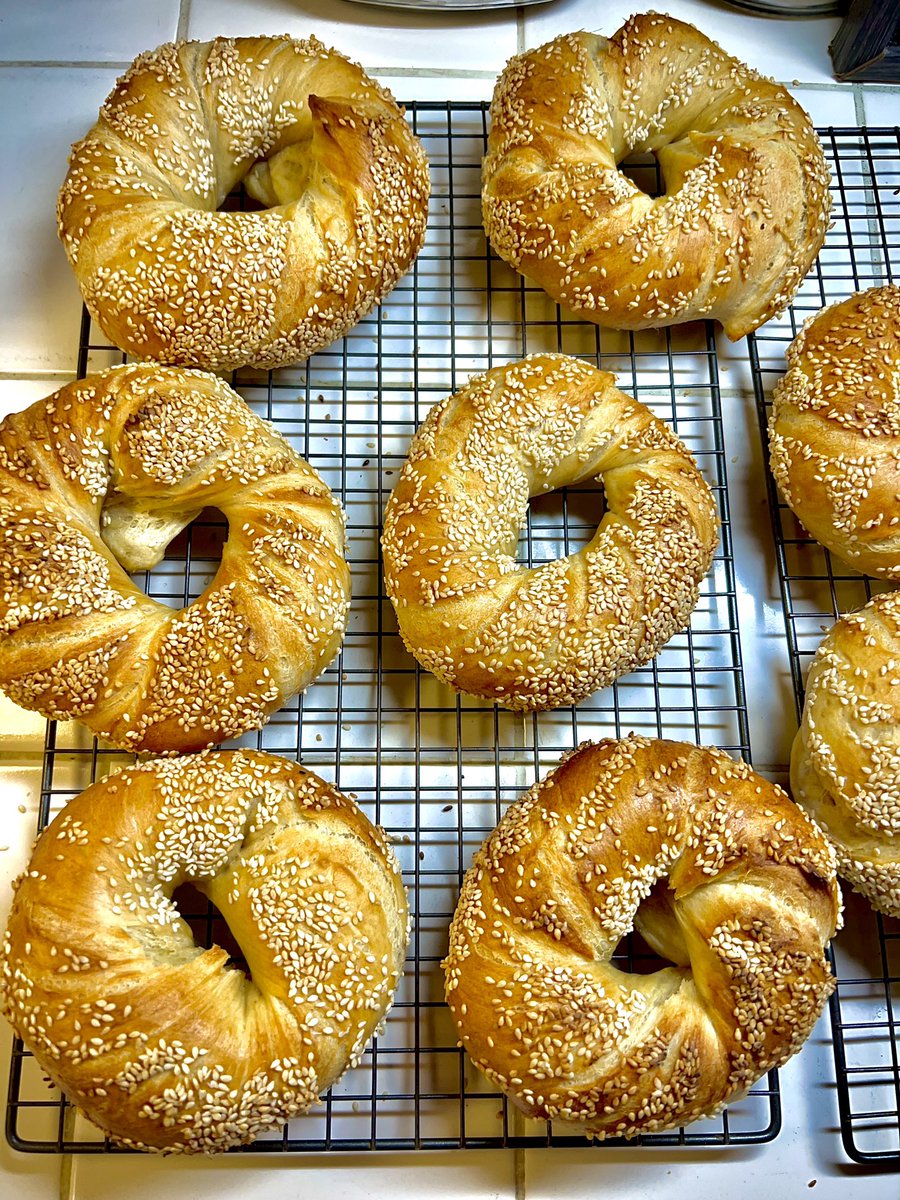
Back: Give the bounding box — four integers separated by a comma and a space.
0, 1, 898, 1197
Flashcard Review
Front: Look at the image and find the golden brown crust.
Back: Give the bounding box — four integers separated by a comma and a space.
57, 35, 430, 371
381, 354, 718, 711
483, 14, 830, 340
791, 590, 900, 917
0, 364, 350, 752
443, 737, 840, 1138
0, 750, 409, 1153
769, 286, 900, 579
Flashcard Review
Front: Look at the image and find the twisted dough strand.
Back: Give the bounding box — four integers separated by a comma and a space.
444, 738, 840, 1138
792, 589, 900, 917
769, 285, 900, 579
0, 364, 350, 752
483, 13, 830, 339
382, 354, 718, 711
1, 751, 409, 1153
57, 35, 430, 370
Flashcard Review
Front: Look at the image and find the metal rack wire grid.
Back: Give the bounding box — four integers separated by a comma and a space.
5, 101, 778, 1154
748, 125, 900, 1168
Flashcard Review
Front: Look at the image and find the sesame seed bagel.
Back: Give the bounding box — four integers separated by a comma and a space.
791, 590, 900, 918
444, 737, 840, 1138
1, 750, 409, 1153
381, 354, 718, 711
57, 35, 430, 371
769, 286, 900, 579
482, 13, 830, 340
0, 364, 350, 752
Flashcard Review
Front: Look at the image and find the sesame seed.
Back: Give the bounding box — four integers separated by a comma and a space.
381, 354, 718, 711
0, 750, 409, 1152
443, 737, 839, 1138
482, 16, 831, 340
769, 285, 900, 580
792, 588, 900, 918
57, 35, 430, 372
0, 363, 350, 752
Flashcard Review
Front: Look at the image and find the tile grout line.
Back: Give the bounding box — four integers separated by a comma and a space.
852, 86, 886, 289
176, 0, 192, 42
0, 371, 77, 382
58, 1151, 74, 1200
371, 68, 497, 79
0, 56, 895, 95
852, 83, 867, 124
514, 1147, 526, 1200
782, 81, 873, 92
0, 63, 484, 79
0, 60, 131, 69
58, 1108, 76, 1200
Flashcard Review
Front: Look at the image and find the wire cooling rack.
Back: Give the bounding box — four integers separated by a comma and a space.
749, 126, 900, 1167
5, 101, 779, 1153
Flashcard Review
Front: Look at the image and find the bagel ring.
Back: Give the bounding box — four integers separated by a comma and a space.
0, 364, 350, 752
1, 750, 409, 1153
483, 13, 830, 339
791, 589, 900, 918
444, 737, 840, 1138
381, 354, 719, 711
769, 285, 900, 579
57, 35, 430, 371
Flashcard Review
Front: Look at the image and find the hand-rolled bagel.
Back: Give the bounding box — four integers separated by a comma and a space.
0, 750, 409, 1153
57, 35, 430, 371
791, 589, 900, 918
483, 13, 830, 340
769, 286, 900, 579
381, 354, 718, 711
444, 737, 840, 1138
0, 364, 350, 752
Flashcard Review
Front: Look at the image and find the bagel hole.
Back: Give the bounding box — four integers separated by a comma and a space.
220, 186, 266, 214
620, 152, 664, 199
613, 880, 690, 976
610, 927, 673, 976
519, 482, 606, 565
171, 881, 251, 979
121, 507, 229, 610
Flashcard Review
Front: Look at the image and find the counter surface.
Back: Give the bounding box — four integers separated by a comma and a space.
0, 1, 897, 1196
